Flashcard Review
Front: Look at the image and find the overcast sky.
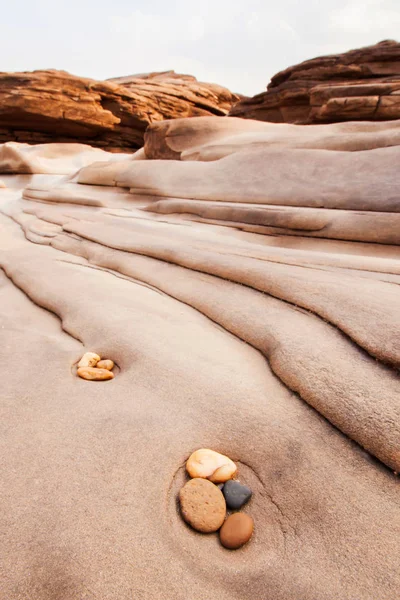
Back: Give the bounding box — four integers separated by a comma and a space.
1, 0, 399, 95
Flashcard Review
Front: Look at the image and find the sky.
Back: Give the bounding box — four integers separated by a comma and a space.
1, 0, 399, 95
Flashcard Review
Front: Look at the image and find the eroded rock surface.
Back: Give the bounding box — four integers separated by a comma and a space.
0, 70, 240, 152
0, 115, 399, 600
230, 40, 400, 123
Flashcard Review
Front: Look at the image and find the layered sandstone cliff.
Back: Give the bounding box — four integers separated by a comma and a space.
230, 40, 400, 123
0, 69, 240, 151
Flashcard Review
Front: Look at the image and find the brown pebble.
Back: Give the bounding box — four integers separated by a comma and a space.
219, 513, 254, 549
97, 359, 114, 371
77, 367, 114, 381
78, 352, 100, 368
179, 478, 226, 533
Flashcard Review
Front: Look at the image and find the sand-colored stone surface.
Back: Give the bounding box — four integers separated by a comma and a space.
0, 141, 131, 174
0, 115, 399, 599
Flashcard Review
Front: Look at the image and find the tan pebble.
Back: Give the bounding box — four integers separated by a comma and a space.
97, 359, 114, 371
219, 513, 254, 549
179, 478, 226, 533
78, 352, 101, 368
77, 367, 114, 381
186, 449, 237, 483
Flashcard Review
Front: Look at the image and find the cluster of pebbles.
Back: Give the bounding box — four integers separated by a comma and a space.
76, 352, 115, 381
179, 449, 254, 549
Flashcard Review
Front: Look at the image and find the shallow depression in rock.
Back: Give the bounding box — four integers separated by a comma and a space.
71, 355, 120, 379
166, 458, 285, 574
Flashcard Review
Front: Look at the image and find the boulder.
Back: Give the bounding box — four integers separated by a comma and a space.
230, 40, 400, 123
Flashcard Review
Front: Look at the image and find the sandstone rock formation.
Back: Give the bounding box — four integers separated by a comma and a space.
0, 115, 399, 599
109, 70, 241, 115
0, 70, 240, 152
230, 40, 400, 123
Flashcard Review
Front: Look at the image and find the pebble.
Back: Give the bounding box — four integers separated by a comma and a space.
186, 449, 237, 483
179, 478, 226, 533
78, 352, 100, 368
97, 359, 114, 371
77, 367, 114, 381
222, 480, 252, 510
219, 513, 254, 549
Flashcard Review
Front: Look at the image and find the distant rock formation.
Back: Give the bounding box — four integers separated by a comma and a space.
0, 70, 240, 151
230, 40, 400, 123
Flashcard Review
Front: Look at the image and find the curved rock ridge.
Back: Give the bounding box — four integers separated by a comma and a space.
230, 40, 400, 123
0, 69, 240, 152
143, 115, 400, 161
0, 141, 132, 174
0, 115, 399, 600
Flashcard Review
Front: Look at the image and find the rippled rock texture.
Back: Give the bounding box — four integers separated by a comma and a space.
0, 70, 240, 152
0, 116, 399, 600
230, 40, 400, 123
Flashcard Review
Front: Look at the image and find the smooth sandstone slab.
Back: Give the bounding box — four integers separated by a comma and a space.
144, 116, 400, 160
0, 142, 131, 175
109, 145, 400, 212
0, 114, 399, 600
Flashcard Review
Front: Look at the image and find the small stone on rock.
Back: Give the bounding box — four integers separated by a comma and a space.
179, 478, 226, 533
78, 352, 100, 368
219, 513, 254, 549
77, 367, 114, 381
186, 449, 237, 483
222, 480, 252, 510
97, 359, 114, 371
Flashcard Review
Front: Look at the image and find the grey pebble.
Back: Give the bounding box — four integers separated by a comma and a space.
222, 480, 252, 510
